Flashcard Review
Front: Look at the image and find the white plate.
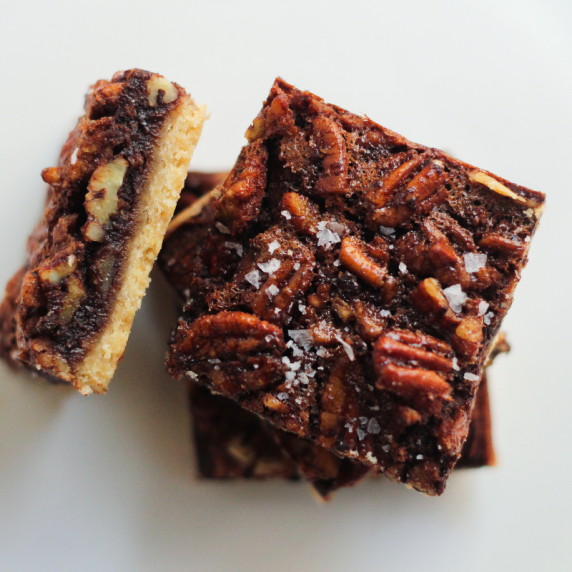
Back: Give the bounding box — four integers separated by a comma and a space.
0, 1, 570, 570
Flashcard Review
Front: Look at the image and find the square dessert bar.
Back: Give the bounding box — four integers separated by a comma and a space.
167, 80, 544, 494
161, 173, 503, 498
0, 69, 206, 394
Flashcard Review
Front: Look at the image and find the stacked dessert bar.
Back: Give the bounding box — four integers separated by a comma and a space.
0, 73, 544, 499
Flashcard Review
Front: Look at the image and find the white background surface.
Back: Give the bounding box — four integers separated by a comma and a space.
0, 1, 570, 570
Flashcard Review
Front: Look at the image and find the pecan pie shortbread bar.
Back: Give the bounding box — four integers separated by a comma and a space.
160, 173, 503, 499
0, 69, 206, 394
167, 79, 543, 495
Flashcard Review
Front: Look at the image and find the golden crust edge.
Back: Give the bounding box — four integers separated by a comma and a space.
73, 95, 207, 394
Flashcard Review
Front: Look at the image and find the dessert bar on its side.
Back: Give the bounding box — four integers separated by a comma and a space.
0, 69, 206, 394
167, 78, 544, 495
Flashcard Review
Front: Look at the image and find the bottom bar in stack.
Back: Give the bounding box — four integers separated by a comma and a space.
159, 172, 505, 500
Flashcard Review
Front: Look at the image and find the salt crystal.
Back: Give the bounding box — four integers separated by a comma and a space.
186, 371, 198, 380
285, 371, 296, 382
452, 357, 460, 371
464, 252, 487, 273
209, 358, 221, 364
216, 222, 230, 234
316, 225, 341, 249
335, 335, 355, 361
277, 392, 289, 401
443, 284, 468, 313
327, 221, 345, 235
225, 242, 244, 257
286, 341, 304, 357
464, 372, 480, 382
380, 309, 391, 318
416, 454, 424, 460
281, 210, 292, 220
268, 240, 280, 254
265, 336, 272, 342
266, 284, 279, 298
245, 269, 261, 289
398, 262, 407, 274
365, 452, 378, 464
524, 236, 531, 243
287, 249, 293, 256
381, 444, 390, 453
357, 429, 366, 441
379, 226, 394, 236
293, 262, 301, 270
288, 329, 314, 350
367, 418, 381, 434
333, 260, 340, 266
316, 347, 328, 358
359, 417, 368, 425
274, 308, 280, 314
478, 300, 489, 316
484, 311, 494, 325
298, 372, 309, 385
289, 361, 301, 371
298, 304, 306, 314
70, 148, 79, 165
258, 258, 281, 275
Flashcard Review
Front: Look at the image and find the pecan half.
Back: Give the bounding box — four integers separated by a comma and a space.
479, 232, 526, 256
373, 330, 454, 416
214, 140, 268, 235
339, 236, 387, 289
312, 116, 348, 195
280, 192, 321, 235
318, 357, 360, 448
176, 311, 283, 357
247, 233, 316, 324
171, 312, 285, 396
370, 158, 449, 227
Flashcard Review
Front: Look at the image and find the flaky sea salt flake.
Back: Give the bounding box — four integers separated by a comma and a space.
268, 240, 280, 254
288, 329, 314, 350
464, 252, 487, 273
266, 284, 279, 298
216, 222, 230, 234
464, 372, 480, 382
245, 269, 261, 289
367, 418, 381, 434
335, 335, 355, 361
443, 284, 468, 313
258, 258, 281, 275
478, 300, 489, 316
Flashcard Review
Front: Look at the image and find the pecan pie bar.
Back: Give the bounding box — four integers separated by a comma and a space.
166, 84, 544, 494
0, 69, 206, 394
160, 173, 504, 498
